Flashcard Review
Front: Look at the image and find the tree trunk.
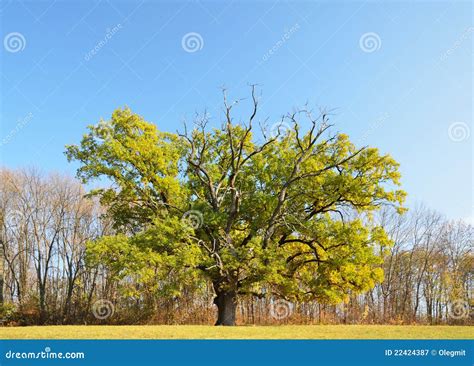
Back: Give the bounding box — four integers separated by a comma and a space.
38, 282, 46, 324
213, 287, 237, 326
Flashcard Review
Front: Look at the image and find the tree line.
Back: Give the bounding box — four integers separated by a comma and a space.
0, 172, 471, 325
0, 90, 472, 326
0, 168, 471, 325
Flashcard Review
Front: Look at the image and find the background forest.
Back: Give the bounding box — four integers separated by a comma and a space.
1, 168, 472, 326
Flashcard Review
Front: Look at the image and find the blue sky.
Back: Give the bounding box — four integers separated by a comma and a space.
1, 0, 472, 222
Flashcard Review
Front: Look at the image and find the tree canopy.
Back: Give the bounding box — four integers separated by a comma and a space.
65, 88, 406, 325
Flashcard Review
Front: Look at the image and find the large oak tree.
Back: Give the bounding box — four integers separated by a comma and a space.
66, 88, 405, 325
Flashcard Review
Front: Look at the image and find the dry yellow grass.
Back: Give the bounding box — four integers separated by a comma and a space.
0, 325, 471, 339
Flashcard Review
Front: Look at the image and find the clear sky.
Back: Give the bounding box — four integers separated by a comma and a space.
1, 0, 472, 222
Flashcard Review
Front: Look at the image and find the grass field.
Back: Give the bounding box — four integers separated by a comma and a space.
0, 325, 471, 339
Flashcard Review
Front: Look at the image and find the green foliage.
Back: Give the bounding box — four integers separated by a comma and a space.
66, 108, 183, 230
0, 303, 18, 323
86, 217, 204, 299
66, 93, 406, 306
